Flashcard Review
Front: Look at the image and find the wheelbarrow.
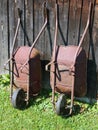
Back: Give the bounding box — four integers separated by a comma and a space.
46, 2, 91, 115
4, 4, 48, 109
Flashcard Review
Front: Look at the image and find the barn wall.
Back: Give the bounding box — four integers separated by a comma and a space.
0, 0, 8, 74
0, 0, 98, 74
94, 5, 98, 72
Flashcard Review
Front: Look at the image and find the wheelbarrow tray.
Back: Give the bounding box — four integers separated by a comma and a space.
50, 45, 87, 97
13, 46, 41, 96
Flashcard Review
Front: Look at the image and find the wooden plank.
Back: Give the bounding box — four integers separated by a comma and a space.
9, 0, 25, 51
93, 5, 98, 71
0, 0, 98, 73
7, 0, 94, 61
32, 0, 46, 59
80, 0, 89, 54
8, 0, 15, 52
68, 0, 84, 45
24, 0, 33, 46
44, 0, 56, 59
0, 0, 8, 74
57, 1, 68, 46
15, 0, 25, 47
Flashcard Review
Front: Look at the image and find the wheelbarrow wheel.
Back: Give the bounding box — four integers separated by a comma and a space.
11, 88, 26, 109
55, 94, 66, 115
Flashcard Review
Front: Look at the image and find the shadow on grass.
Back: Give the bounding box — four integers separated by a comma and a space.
26, 58, 98, 116
28, 88, 52, 107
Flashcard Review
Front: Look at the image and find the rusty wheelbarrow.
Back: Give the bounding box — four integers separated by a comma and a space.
46, 2, 91, 115
4, 5, 48, 109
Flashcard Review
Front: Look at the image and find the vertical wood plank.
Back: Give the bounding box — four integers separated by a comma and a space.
15, 0, 25, 47
0, 0, 8, 74
0, 0, 98, 74
94, 4, 98, 71
25, 0, 33, 46
9, 0, 15, 52
32, 0, 45, 59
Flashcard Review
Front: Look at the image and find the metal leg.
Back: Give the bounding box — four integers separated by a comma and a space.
69, 71, 75, 115
52, 87, 55, 110
52, 61, 56, 110
26, 66, 29, 106
10, 59, 14, 100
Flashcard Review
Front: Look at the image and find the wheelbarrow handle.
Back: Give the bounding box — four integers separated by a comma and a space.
19, 60, 28, 72
73, 2, 92, 63
28, 4, 48, 59
12, 8, 22, 54
29, 17, 48, 59
17, 8, 22, 19
45, 59, 74, 75
4, 57, 13, 70
12, 18, 20, 54
20, 4, 48, 72
45, 60, 55, 72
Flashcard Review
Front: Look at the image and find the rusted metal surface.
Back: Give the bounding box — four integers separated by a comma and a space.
46, 2, 91, 115
47, 1, 91, 97
14, 46, 41, 96
96, 0, 98, 4
50, 45, 87, 97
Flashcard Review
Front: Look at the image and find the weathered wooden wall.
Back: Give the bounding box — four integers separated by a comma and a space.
0, 0, 98, 74
0, 1, 8, 74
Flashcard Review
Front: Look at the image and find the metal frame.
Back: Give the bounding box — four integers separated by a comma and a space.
46, 2, 91, 115
4, 3, 48, 106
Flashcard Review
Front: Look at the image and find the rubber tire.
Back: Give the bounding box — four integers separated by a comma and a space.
11, 88, 26, 109
56, 94, 66, 115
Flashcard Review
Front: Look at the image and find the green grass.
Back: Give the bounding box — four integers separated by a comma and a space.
0, 75, 98, 130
